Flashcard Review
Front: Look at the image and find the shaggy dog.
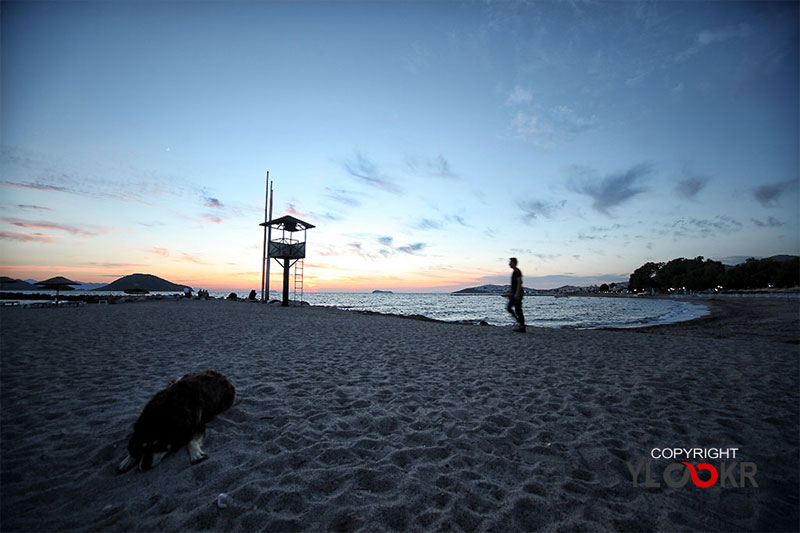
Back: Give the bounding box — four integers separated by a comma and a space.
118, 370, 236, 472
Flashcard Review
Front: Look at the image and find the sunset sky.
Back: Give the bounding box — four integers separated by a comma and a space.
2, 1, 798, 292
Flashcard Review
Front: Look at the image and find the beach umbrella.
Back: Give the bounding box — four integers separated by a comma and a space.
36, 276, 80, 303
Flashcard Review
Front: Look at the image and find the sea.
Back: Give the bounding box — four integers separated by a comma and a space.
0, 289, 712, 329
294, 292, 711, 329
209, 291, 710, 329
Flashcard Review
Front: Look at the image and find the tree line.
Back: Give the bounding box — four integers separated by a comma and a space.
628, 256, 799, 292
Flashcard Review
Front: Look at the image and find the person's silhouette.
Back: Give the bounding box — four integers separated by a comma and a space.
507, 257, 526, 332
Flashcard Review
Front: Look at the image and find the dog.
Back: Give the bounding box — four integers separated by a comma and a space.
118, 370, 236, 472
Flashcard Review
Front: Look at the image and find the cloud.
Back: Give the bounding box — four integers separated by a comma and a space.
315, 212, 342, 222
676, 23, 752, 62
510, 106, 597, 148
414, 213, 469, 231
180, 253, 208, 264
396, 242, 427, 254
550, 105, 598, 134
344, 152, 403, 194
284, 203, 328, 223
16, 205, 51, 211
569, 163, 652, 214
417, 218, 443, 231
335, 242, 385, 260
405, 154, 458, 180
1, 181, 74, 195
149, 247, 170, 257
670, 216, 743, 238
577, 225, 622, 240
505, 85, 533, 106
432, 155, 456, 179
675, 175, 710, 199
316, 236, 417, 261
518, 199, 566, 224
80, 262, 148, 268
511, 111, 549, 144
1, 146, 220, 207
324, 188, 363, 207
752, 216, 784, 228
753, 180, 797, 207
447, 214, 468, 227
697, 24, 752, 46
0, 230, 53, 242
0, 217, 99, 237
204, 197, 224, 208
200, 213, 224, 224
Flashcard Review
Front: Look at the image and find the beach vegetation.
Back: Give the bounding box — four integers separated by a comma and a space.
629, 256, 799, 292
721, 256, 800, 291
628, 262, 663, 291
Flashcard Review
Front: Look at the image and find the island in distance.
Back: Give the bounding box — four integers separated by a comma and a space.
94, 273, 190, 292
372, 290, 393, 294
452, 284, 539, 295
452, 284, 589, 296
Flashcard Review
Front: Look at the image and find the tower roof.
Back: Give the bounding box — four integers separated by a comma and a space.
260, 215, 315, 231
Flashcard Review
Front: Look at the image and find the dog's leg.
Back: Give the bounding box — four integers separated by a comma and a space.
146, 451, 169, 470
118, 453, 138, 473
187, 428, 208, 464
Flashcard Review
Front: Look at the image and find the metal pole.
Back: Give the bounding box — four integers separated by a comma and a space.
282, 259, 290, 306
260, 171, 269, 302
265, 180, 274, 302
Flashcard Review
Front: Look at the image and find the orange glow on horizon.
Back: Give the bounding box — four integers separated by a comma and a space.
1, 262, 497, 293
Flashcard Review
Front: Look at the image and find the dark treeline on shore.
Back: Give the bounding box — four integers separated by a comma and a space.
629, 256, 800, 292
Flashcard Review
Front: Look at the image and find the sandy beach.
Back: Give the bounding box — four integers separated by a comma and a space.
1, 297, 798, 532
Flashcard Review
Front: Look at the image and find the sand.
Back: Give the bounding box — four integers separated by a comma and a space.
1, 297, 798, 532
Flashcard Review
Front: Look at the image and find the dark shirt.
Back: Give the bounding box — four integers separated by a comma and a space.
511, 268, 523, 299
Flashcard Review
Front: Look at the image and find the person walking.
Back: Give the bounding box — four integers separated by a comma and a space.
507, 257, 526, 332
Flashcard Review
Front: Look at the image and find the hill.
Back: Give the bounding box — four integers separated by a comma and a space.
95, 273, 190, 292
0, 277, 36, 290
452, 284, 509, 294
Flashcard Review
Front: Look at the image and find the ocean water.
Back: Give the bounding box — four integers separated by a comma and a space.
277, 292, 709, 329
3, 289, 709, 329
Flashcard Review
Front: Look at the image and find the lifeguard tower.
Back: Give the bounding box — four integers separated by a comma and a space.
260, 215, 315, 306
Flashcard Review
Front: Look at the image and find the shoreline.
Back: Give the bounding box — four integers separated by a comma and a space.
624, 296, 800, 343
1, 291, 711, 330
2, 292, 796, 337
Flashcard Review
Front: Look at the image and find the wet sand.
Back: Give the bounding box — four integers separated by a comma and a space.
1, 297, 797, 531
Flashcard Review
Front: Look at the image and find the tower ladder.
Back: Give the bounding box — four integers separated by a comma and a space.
293, 259, 304, 304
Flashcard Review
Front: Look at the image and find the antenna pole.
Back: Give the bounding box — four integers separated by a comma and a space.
265, 179, 274, 302
260, 171, 270, 302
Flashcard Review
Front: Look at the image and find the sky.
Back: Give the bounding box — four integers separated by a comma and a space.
1, 1, 798, 292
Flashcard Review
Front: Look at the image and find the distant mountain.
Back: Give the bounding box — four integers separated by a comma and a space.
372, 290, 393, 294
766, 254, 798, 263
74, 282, 107, 291
716, 254, 798, 266
94, 273, 190, 292
452, 284, 509, 294
0, 277, 36, 290
452, 283, 627, 295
